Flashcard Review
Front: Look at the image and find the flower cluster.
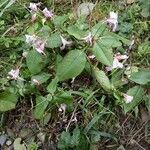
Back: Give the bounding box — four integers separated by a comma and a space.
29, 3, 53, 22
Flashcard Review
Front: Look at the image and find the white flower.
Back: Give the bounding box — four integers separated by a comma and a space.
29, 3, 38, 12
60, 36, 72, 50
112, 54, 128, 69
123, 93, 133, 103
32, 79, 40, 85
25, 35, 46, 55
88, 54, 95, 59
22, 51, 28, 57
42, 8, 53, 18
58, 104, 66, 112
25, 35, 36, 44
82, 32, 93, 45
8, 68, 19, 80
106, 11, 118, 32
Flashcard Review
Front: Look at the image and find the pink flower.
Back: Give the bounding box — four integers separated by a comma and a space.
60, 36, 72, 50
82, 32, 93, 45
106, 11, 118, 32
33, 39, 46, 55
123, 93, 133, 103
25, 35, 46, 55
29, 3, 38, 12
114, 54, 128, 61
42, 8, 53, 18
8, 68, 19, 80
25, 35, 36, 44
31, 13, 37, 22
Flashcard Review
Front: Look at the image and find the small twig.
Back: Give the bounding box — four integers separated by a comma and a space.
66, 99, 82, 132
131, 139, 146, 150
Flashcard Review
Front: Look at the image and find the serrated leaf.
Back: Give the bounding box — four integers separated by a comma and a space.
93, 41, 113, 66
46, 32, 62, 48
94, 68, 111, 91
33, 96, 49, 120
129, 70, 150, 85
123, 86, 144, 113
0, 91, 18, 111
56, 50, 86, 81
26, 50, 45, 75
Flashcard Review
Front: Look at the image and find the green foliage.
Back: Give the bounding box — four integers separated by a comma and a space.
26, 50, 46, 75
33, 96, 50, 120
129, 70, 150, 85
58, 128, 81, 149
0, 0, 149, 149
93, 41, 113, 66
46, 32, 62, 48
0, 91, 18, 111
94, 68, 111, 91
56, 50, 87, 81
123, 86, 145, 113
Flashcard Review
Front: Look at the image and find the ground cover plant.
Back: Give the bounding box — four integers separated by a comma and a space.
0, 0, 150, 149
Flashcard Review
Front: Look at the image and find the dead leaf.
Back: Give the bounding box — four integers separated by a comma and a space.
126, 0, 135, 4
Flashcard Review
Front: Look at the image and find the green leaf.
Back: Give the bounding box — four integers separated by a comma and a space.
31, 72, 50, 84
53, 14, 69, 28
56, 50, 86, 81
67, 25, 86, 39
26, 50, 45, 75
84, 113, 106, 133
71, 128, 80, 147
111, 70, 124, 88
123, 86, 145, 113
100, 35, 122, 48
129, 70, 150, 85
58, 131, 71, 149
0, 91, 18, 111
53, 91, 73, 105
33, 96, 49, 119
91, 22, 108, 38
46, 32, 62, 48
93, 41, 113, 66
108, 32, 130, 45
47, 77, 59, 94
94, 68, 111, 91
